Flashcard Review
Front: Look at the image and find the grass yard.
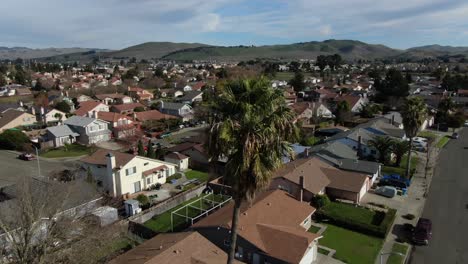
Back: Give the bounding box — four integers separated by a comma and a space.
308, 225, 321, 234
317, 247, 330, 255
317, 224, 383, 264
417, 131, 437, 140
0, 95, 33, 104
322, 202, 381, 226
185, 169, 210, 182
274, 71, 313, 81
41, 144, 95, 158
382, 155, 419, 177
387, 243, 408, 264
436, 136, 450, 148
144, 193, 229, 232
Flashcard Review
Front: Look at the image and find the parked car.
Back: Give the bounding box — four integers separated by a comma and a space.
413, 218, 432, 245
452, 132, 459, 139
378, 178, 408, 190
18, 153, 36, 161
374, 186, 397, 198
464, 121, 468, 127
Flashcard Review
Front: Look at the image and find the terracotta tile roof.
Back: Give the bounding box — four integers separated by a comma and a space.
97, 111, 133, 123
192, 82, 205, 91
142, 165, 168, 176
111, 103, 145, 112
194, 190, 319, 263
273, 157, 331, 194
80, 149, 135, 168
75, 101, 103, 116
321, 167, 368, 193
109, 231, 242, 264
165, 152, 189, 160
134, 110, 177, 122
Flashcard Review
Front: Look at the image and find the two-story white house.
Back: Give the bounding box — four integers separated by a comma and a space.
81, 149, 177, 197
64, 116, 111, 145
158, 101, 193, 122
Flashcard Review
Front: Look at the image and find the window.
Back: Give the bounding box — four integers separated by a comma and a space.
126, 167, 136, 176
146, 177, 152, 185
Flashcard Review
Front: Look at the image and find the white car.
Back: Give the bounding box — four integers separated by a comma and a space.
464, 121, 468, 127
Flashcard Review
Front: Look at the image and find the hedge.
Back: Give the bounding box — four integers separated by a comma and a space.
316, 205, 396, 238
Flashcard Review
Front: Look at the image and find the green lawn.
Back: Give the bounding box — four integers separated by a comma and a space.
321, 202, 380, 226
382, 155, 419, 177
0, 95, 33, 103
41, 144, 94, 158
274, 71, 313, 81
387, 243, 408, 264
167, 173, 182, 182
436, 136, 450, 148
317, 224, 383, 264
185, 169, 210, 182
417, 131, 437, 140
144, 193, 228, 232
308, 225, 321, 234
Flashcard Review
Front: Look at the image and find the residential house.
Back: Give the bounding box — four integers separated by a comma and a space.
76, 94, 93, 103
175, 91, 203, 104
182, 85, 192, 92
97, 112, 136, 139
193, 190, 321, 264
159, 101, 193, 122
30, 106, 67, 124
168, 142, 209, 169
382, 111, 434, 131
64, 116, 111, 145
191, 82, 205, 91
109, 231, 240, 264
44, 125, 80, 148
110, 103, 145, 115
81, 149, 176, 197
333, 95, 368, 113
173, 90, 184, 98
128, 87, 154, 101
74, 101, 110, 117
134, 110, 177, 123
290, 102, 333, 123
95, 93, 132, 105
310, 88, 337, 102
164, 152, 189, 171
0, 109, 36, 132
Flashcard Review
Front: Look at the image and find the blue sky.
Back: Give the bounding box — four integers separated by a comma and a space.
2, 0, 468, 50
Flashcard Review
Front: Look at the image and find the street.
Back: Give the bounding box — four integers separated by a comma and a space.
0, 151, 74, 188
410, 128, 468, 264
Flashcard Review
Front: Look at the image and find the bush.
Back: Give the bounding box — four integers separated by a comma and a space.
136, 194, 150, 207
166, 173, 182, 182
316, 204, 396, 238
312, 194, 331, 208
0, 130, 30, 150
403, 213, 415, 220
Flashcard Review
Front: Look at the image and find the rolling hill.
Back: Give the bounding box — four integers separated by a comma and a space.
0, 47, 108, 60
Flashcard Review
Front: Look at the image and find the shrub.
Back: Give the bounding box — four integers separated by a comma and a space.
0, 130, 30, 150
136, 194, 150, 207
403, 213, 415, 220
312, 194, 331, 208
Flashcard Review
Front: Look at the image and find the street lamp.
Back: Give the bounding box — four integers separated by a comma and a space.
380, 251, 405, 264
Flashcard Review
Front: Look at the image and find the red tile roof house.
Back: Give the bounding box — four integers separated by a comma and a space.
97, 112, 136, 139
110, 102, 146, 115
74, 101, 110, 117
128, 87, 154, 101
193, 190, 321, 264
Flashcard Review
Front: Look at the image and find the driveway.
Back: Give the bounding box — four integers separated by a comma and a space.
410, 128, 468, 264
0, 150, 75, 188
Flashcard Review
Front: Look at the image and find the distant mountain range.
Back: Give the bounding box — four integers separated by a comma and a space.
0, 47, 110, 60
5, 40, 468, 62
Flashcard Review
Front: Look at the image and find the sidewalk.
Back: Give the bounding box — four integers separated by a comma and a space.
376, 138, 441, 264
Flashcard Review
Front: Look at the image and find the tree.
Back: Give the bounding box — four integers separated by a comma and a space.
207, 77, 297, 264
334, 100, 351, 125
146, 141, 155, 159
154, 67, 164, 78
374, 69, 409, 105
0, 130, 30, 150
401, 97, 427, 178
216, 68, 228, 79
359, 103, 382, 118
55, 101, 71, 113
368, 136, 394, 165
15, 70, 27, 85
392, 140, 410, 167
435, 98, 454, 124
405, 72, 412, 83
447, 112, 465, 132
289, 71, 305, 92
137, 140, 145, 156
54, 113, 63, 124
0, 72, 6, 86
134, 106, 145, 112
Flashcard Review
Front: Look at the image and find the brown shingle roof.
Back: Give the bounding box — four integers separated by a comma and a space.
97, 111, 133, 123
95, 93, 128, 100
194, 190, 319, 263
0, 109, 32, 129
111, 103, 145, 112
109, 231, 242, 264
321, 167, 368, 193
80, 149, 135, 168
273, 157, 331, 194
142, 165, 168, 177
334, 95, 361, 108
165, 152, 189, 160
74, 101, 104, 116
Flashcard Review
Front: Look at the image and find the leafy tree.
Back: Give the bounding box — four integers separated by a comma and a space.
155, 146, 165, 160
54, 113, 63, 124
207, 77, 298, 263
334, 100, 351, 125
374, 69, 409, 104
289, 71, 305, 92
136, 194, 150, 207
137, 140, 145, 156
154, 67, 164, 77
0, 130, 30, 150
146, 141, 155, 159
405, 72, 412, 83
311, 194, 330, 208
289, 61, 301, 72
441, 73, 468, 91
316, 54, 342, 71
401, 97, 427, 178
33, 78, 44, 91
368, 136, 394, 165
0, 72, 6, 86
359, 103, 382, 118
435, 98, 454, 124
150, 102, 161, 110
15, 70, 27, 85
123, 68, 139, 79
215, 68, 228, 79
447, 112, 465, 132
392, 140, 410, 167
134, 106, 145, 112
55, 101, 71, 113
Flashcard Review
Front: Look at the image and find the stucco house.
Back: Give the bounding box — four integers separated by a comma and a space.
74, 101, 110, 117
81, 149, 177, 197
158, 101, 193, 122
64, 116, 111, 145
97, 112, 136, 139
0, 109, 36, 132
164, 152, 189, 171
95, 93, 132, 105
30, 106, 67, 124
44, 125, 80, 147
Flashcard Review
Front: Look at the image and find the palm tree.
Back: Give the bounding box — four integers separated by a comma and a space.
401, 97, 427, 178
368, 136, 394, 164
392, 140, 410, 167
207, 78, 298, 264
54, 113, 63, 124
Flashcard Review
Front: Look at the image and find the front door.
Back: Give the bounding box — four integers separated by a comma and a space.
133, 181, 141, 193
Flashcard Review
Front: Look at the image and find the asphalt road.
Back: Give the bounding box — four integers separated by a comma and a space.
0, 151, 73, 188
410, 128, 468, 264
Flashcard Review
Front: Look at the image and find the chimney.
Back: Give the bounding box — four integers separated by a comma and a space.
31, 107, 36, 116
160, 100, 164, 110
65, 91, 69, 97
133, 112, 137, 120
106, 153, 117, 196
93, 110, 97, 119
299, 176, 304, 202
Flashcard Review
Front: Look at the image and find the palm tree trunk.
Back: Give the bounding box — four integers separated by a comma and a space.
227, 196, 241, 264
406, 137, 413, 178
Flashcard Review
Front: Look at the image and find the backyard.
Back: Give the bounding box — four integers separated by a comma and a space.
144, 193, 230, 233
41, 144, 95, 158
382, 154, 419, 177
314, 224, 383, 264
185, 169, 210, 182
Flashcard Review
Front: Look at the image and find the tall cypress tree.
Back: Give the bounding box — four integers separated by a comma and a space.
137, 140, 145, 156
147, 140, 155, 159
